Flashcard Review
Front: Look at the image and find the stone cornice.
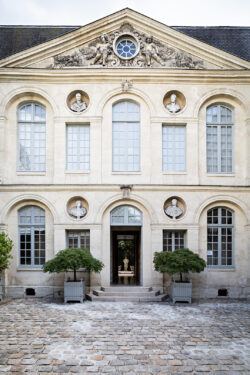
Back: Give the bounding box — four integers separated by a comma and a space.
0, 184, 249, 193
0, 68, 250, 84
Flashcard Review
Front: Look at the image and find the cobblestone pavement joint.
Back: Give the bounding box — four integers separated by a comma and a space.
0, 298, 249, 374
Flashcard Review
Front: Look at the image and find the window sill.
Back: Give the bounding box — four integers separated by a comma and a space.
206, 174, 235, 177
112, 171, 141, 175
65, 170, 90, 174
16, 172, 46, 176
207, 267, 235, 272
17, 267, 43, 271
163, 172, 187, 175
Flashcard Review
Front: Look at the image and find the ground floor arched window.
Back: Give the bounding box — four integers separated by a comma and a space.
19, 205, 46, 266
207, 207, 233, 267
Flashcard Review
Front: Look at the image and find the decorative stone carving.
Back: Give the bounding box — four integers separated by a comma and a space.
91, 34, 111, 66
67, 90, 89, 112
122, 79, 133, 91
165, 198, 183, 220
123, 256, 129, 271
69, 200, 87, 219
50, 23, 205, 69
142, 35, 164, 66
120, 185, 133, 198
70, 92, 87, 112
166, 93, 181, 113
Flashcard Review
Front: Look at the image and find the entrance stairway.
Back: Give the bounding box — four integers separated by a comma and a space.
86, 286, 168, 302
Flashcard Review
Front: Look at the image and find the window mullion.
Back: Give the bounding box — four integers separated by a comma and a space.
218, 226, 222, 267
218, 125, 221, 172
31, 226, 34, 266
172, 232, 175, 252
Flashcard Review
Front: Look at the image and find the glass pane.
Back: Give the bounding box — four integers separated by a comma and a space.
67, 125, 90, 171
162, 126, 185, 172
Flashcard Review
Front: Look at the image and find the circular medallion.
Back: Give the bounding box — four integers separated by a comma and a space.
113, 34, 139, 60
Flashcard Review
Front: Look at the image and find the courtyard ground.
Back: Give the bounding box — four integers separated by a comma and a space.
0, 299, 249, 374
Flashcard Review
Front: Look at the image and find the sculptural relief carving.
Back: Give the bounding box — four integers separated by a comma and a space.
142, 35, 164, 66
50, 23, 205, 69
69, 200, 87, 219
166, 93, 181, 113
122, 79, 133, 92
70, 93, 87, 112
165, 199, 183, 220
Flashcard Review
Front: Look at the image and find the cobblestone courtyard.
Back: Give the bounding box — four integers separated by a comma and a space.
0, 299, 249, 374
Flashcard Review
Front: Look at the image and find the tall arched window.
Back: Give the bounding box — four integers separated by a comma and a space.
18, 103, 46, 171
206, 105, 233, 173
112, 101, 140, 172
19, 206, 46, 266
207, 207, 234, 267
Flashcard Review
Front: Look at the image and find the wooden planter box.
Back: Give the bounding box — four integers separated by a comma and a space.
0, 279, 2, 301
171, 281, 192, 304
64, 281, 85, 303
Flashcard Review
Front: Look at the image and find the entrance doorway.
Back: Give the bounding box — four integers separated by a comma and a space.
112, 230, 140, 285
110, 205, 142, 286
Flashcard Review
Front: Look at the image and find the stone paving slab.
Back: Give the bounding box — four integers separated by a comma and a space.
0, 299, 249, 374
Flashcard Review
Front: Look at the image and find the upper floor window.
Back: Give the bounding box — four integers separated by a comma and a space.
19, 205, 46, 266
206, 105, 233, 173
66, 125, 90, 171
162, 125, 186, 172
18, 103, 46, 172
112, 101, 140, 172
207, 207, 234, 267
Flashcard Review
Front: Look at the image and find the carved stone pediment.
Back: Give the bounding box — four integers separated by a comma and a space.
49, 23, 206, 69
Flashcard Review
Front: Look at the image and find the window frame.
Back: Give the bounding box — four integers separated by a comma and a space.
162, 125, 186, 172
66, 124, 90, 172
66, 230, 90, 249
112, 101, 141, 172
18, 205, 46, 268
207, 206, 234, 268
17, 102, 46, 172
110, 205, 142, 226
163, 230, 186, 252
206, 104, 234, 174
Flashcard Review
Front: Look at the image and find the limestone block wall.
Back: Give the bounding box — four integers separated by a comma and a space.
0, 70, 249, 299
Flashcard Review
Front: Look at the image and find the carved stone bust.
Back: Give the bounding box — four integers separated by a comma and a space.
70, 93, 87, 112
69, 200, 87, 219
165, 198, 183, 220
166, 93, 181, 113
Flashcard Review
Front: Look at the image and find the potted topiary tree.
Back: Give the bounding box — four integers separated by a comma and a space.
154, 248, 206, 304
43, 247, 104, 303
0, 232, 13, 301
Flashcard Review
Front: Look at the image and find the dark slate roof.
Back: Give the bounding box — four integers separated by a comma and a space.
0, 25, 249, 62
172, 26, 250, 62
0, 26, 80, 60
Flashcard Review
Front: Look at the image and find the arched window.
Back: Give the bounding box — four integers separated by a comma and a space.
206, 105, 233, 173
112, 101, 140, 172
111, 205, 142, 226
19, 206, 46, 266
18, 103, 46, 171
207, 207, 234, 267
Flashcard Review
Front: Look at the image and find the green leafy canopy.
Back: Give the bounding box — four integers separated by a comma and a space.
43, 248, 104, 278
153, 248, 206, 281
0, 232, 13, 273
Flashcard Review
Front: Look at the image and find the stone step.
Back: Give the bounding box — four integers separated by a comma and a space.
93, 290, 160, 297
86, 293, 168, 302
101, 286, 153, 293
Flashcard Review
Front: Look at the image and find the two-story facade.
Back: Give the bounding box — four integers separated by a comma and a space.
0, 9, 249, 299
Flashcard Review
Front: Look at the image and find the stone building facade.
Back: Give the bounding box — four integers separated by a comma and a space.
0, 9, 249, 299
